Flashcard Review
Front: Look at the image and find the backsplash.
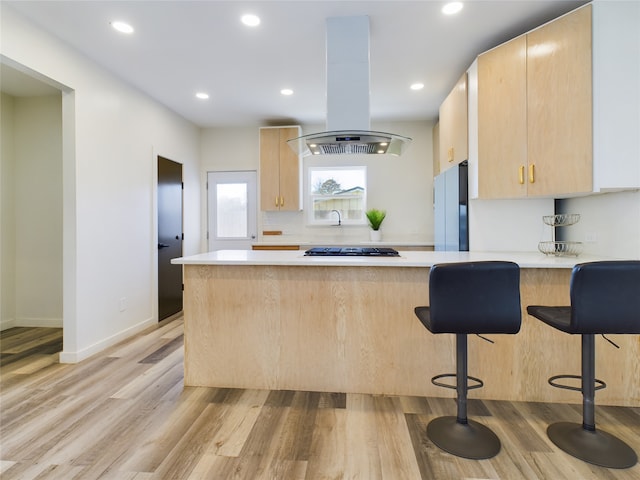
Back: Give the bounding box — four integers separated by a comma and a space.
259, 211, 431, 245
557, 190, 640, 259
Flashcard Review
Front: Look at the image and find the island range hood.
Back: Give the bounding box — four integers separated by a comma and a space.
287, 16, 411, 157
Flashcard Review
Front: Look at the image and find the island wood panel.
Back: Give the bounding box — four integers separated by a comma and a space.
183, 264, 640, 406
184, 264, 282, 389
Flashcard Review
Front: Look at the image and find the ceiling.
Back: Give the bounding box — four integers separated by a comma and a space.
3, 1, 588, 128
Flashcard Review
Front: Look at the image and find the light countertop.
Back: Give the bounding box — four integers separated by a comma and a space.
172, 250, 616, 269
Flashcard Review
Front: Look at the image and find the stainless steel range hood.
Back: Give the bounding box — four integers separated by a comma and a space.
290, 130, 410, 155
287, 16, 411, 157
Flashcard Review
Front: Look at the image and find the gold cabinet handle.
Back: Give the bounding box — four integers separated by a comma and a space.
448, 147, 454, 162
280, 196, 284, 207
529, 164, 535, 183
519, 165, 525, 184
275, 196, 279, 207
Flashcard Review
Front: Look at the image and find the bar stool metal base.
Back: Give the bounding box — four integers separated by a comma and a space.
547, 422, 638, 469
427, 416, 501, 460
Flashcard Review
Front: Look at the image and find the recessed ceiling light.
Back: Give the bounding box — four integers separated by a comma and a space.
241, 14, 261, 27
442, 2, 464, 15
280, 88, 293, 96
111, 21, 134, 34
410, 83, 425, 91
195, 92, 209, 100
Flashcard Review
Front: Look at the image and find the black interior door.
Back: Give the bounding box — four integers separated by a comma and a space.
157, 156, 183, 320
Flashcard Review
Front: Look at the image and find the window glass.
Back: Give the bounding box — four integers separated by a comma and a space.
308, 167, 366, 225
216, 183, 247, 237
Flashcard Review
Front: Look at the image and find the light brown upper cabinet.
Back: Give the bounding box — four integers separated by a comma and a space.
432, 122, 440, 177
477, 36, 527, 198
478, 5, 592, 199
259, 126, 302, 211
438, 73, 468, 173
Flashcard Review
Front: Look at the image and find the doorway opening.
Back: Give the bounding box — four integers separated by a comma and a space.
1, 60, 64, 361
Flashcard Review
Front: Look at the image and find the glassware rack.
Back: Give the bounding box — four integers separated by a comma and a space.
538, 214, 583, 256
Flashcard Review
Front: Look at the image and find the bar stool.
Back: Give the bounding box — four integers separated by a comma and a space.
414, 261, 521, 459
527, 260, 640, 469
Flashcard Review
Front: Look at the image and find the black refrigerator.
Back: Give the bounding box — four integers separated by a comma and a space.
434, 161, 468, 251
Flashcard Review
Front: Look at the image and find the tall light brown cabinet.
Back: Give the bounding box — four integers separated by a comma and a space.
477, 5, 592, 199
259, 126, 302, 211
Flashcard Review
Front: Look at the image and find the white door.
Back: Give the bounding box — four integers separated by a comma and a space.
207, 171, 257, 251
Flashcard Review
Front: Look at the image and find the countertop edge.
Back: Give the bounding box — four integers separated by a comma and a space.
171, 250, 620, 269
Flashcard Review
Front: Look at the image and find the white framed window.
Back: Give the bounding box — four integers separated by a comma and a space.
307, 166, 367, 225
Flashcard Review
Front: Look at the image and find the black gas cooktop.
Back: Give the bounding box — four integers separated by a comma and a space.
304, 247, 400, 257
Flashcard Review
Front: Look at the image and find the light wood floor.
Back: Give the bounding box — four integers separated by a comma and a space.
0, 327, 63, 367
1, 318, 639, 480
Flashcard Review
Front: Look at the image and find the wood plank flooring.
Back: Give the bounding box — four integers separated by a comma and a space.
1, 319, 639, 479
0, 327, 63, 367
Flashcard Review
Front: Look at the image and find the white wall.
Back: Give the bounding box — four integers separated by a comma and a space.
1, 6, 201, 361
200, 120, 434, 246
469, 198, 555, 252
559, 191, 640, 259
1, 93, 16, 329
13, 95, 63, 328
2, 92, 63, 332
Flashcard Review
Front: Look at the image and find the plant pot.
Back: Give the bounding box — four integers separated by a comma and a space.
370, 229, 382, 242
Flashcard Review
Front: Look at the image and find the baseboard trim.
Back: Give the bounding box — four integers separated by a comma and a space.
59, 316, 156, 364
13, 317, 63, 328
0, 318, 17, 331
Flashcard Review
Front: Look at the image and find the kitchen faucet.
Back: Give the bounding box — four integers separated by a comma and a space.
331, 210, 342, 226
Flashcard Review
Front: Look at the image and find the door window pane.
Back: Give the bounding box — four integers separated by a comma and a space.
216, 183, 247, 238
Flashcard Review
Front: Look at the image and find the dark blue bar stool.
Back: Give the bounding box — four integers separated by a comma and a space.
527, 260, 640, 469
414, 261, 521, 459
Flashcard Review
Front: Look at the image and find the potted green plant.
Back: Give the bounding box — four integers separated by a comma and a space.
366, 208, 386, 241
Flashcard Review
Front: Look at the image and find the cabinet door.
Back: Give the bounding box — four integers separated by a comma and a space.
439, 73, 468, 172
432, 122, 440, 177
277, 127, 301, 211
259, 128, 282, 211
527, 5, 592, 196
478, 35, 527, 199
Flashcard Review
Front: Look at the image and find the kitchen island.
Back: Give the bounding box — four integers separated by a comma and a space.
172, 250, 639, 406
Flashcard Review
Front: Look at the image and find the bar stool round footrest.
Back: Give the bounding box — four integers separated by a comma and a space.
547, 422, 638, 469
427, 416, 501, 460
431, 373, 484, 390
548, 374, 606, 392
